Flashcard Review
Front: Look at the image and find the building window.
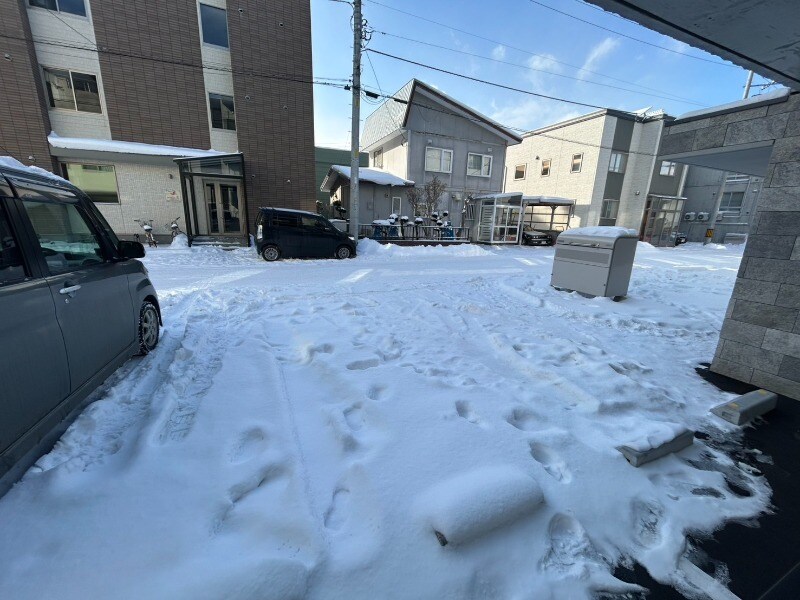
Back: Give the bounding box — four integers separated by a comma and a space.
608, 152, 627, 173
29, 0, 86, 17
571, 153, 583, 173
467, 153, 492, 177
391, 196, 401, 215
373, 148, 383, 168
209, 93, 236, 130
425, 147, 452, 173
514, 164, 526, 180
659, 161, 677, 176
43, 68, 101, 113
541, 159, 551, 177
719, 191, 745, 215
599, 199, 619, 226
200, 3, 229, 48
61, 163, 119, 203
725, 173, 750, 184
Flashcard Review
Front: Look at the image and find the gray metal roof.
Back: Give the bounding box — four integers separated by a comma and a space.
361, 81, 414, 150
361, 79, 522, 150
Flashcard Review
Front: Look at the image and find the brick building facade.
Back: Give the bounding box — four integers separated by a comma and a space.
0, 0, 315, 243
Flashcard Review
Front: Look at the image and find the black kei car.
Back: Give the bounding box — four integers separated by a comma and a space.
256, 207, 357, 261
521, 228, 556, 246
0, 163, 159, 495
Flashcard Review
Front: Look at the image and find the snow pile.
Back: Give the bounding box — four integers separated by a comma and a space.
0, 242, 770, 600
620, 421, 690, 452
169, 233, 189, 248
415, 466, 544, 546
357, 238, 492, 259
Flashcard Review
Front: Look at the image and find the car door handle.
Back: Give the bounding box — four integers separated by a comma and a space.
59, 284, 82, 295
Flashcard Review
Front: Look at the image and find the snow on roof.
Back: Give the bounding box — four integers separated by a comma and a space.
674, 89, 790, 123
260, 207, 320, 217
563, 226, 638, 238
471, 192, 575, 206
0, 156, 69, 183
321, 165, 414, 191
47, 133, 227, 158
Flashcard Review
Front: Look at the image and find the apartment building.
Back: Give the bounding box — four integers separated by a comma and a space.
0, 0, 315, 244
680, 168, 763, 243
359, 79, 521, 225
504, 109, 687, 239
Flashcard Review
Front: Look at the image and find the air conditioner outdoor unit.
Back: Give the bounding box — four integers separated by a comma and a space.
697, 212, 709, 221
683, 212, 696, 221
716, 213, 724, 221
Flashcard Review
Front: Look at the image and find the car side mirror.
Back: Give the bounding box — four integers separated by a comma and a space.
119, 240, 145, 259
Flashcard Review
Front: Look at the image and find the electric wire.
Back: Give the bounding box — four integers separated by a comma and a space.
373, 29, 706, 107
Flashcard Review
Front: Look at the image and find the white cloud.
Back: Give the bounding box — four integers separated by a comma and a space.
524, 54, 562, 87
579, 37, 620, 78
489, 97, 582, 132
491, 45, 506, 61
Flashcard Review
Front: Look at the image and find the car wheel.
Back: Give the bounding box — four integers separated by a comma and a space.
335, 245, 352, 259
261, 245, 280, 262
138, 301, 160, 355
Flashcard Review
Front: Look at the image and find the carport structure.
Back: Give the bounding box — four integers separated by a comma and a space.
587, 0, 800, 402
470, 192, 574, 244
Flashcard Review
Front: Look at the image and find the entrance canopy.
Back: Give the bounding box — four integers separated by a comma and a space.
174, 153, 249, 244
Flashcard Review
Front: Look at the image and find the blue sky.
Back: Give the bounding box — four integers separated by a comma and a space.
311, 0, 775, 149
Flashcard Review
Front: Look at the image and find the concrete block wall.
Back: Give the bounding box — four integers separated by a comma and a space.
660, 92, 800, 400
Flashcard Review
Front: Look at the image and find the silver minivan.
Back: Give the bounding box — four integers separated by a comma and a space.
0, 164, 160, 494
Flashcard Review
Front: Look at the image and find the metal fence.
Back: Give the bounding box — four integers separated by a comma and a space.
359, 223, 470, 242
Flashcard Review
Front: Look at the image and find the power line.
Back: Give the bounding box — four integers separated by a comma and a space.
373, 29, 706, 107
367, 49, 607, 110
41, 6, 98, 49
0, 32, 349, 90
363, 0, 736, 86
526, 0, 736, 67
361, 84, 662, 158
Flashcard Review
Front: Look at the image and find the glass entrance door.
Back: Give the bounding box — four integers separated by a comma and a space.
203, 181, 242, 235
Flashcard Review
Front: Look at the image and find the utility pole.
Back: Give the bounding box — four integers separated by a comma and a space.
349, 0, 363, 239
704, 171, 728, 245
743, 70, 754, 100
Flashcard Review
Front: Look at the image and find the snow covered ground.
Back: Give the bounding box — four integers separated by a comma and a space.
0, 240, 770, 600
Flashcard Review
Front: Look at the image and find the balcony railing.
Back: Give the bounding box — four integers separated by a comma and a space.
359, 223, 470, 242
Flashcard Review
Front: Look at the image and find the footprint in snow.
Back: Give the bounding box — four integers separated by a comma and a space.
229, 427, 269, 465
211, 462, 286, 535
631, 498, 665, 548
366, 384, 386, 402
323, 487, 350, 530
346, 357, 381, 371
541, 514, 600, 575
529, 442, 571, 483
344, 403, 365, 432
455, 400, 484, 427
505, 406, 543, 432
301, 343, 334, 364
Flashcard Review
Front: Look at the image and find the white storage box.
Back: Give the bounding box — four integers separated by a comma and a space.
550, 226, 638, 298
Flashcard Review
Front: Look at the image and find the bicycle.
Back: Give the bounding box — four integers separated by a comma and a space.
168, 216, 185, 240
133, 219, 158, 247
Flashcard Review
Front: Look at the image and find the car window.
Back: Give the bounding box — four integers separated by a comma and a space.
21, 199, 106, 274
301, 215, 329, 230
273, 213, 300, 228
0, 201, 26, 286
90, 205, 120, 249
